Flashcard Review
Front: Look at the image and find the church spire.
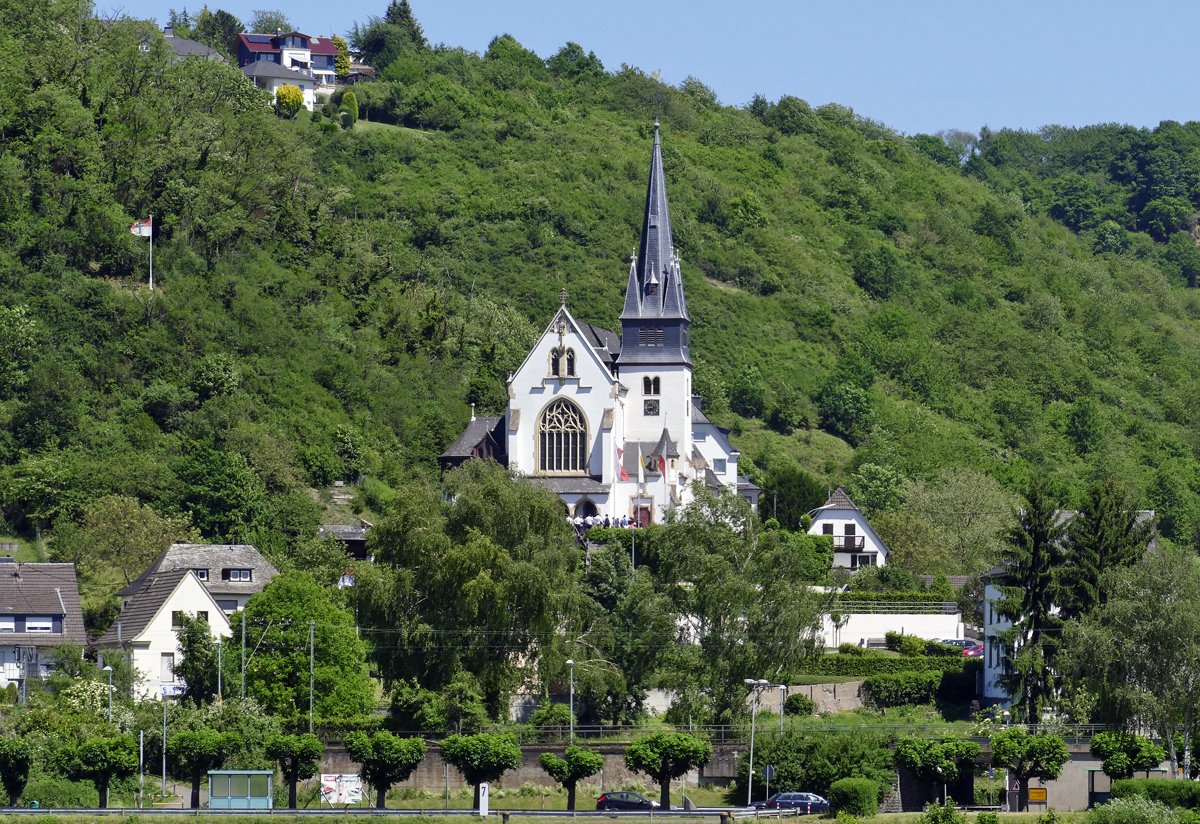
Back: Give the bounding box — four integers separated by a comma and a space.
621, 123, 690, 324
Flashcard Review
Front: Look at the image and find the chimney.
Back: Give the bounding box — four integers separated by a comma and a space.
276, 27, 282, 36
163, 25, 174, 37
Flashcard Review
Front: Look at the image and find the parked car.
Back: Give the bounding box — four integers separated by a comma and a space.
596, 792, 660, 811
937, 639, 973, 649
765, 793, 829, 813
963, 643, 984, 657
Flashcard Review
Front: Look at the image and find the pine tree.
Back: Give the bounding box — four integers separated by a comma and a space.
384, 0, 426, 48
996, 476, 1064, 724
1059, 476, 1150, 621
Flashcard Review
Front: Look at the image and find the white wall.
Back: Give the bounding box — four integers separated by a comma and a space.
127, 575, 232, 701
982, 579, 1013, 703
809, 509, 889, 567
823, 612, 964, 648
692, 422, 739, 494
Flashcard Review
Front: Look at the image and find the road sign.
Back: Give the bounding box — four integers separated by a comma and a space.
763, 765, 776, 782
1028, 789, 1047, 802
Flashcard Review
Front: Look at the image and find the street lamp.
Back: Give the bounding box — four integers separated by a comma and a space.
216, 637, 222, 704
777, 684, 787, 734
1003, 710, 1011, 727
743, 678, 768, 806
566, 659, 575, 744
103, 665, 113, 723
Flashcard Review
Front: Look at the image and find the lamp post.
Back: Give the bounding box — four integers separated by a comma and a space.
103, 665, 113, 723
743, 678, 768, 806
1003, 710, 1011, 727
566, 659, 575, 744
777, 684, 787, 734
216, 637, 222, 704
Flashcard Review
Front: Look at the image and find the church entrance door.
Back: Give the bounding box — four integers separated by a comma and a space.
578, 499, 599, 518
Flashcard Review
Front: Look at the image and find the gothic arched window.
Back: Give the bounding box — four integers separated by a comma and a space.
643, 376, 660, 395
550, 347, 576, 377
538, 399, 588, 475
566, 350, 575, 376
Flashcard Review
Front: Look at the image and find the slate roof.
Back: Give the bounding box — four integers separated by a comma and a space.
691, 396, 712, 425
704, 468, 722, 489
97, 568, 191, 648
648, 427, 680, 459
439, 416, 503, 459
162, 27, 227, 62
533, 477, 611, 495
737, 475, 762, 494
622, 442, 667, 477
810, 486, 859, 514
0, 562, 86, 646
576, 321, 621, 366
317, 524, 370, 542
242, 61, 310, 82
119, 544, 277, 599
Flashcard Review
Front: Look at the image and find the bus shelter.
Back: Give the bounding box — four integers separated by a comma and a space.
208, 770, 274, 809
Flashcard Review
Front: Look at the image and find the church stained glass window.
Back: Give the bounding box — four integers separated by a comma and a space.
538, 399, 588, 474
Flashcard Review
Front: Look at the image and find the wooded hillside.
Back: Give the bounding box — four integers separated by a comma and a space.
5, 0, 1200, 597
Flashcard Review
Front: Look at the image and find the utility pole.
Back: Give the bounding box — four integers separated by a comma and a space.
309, 621, 315, 733
241, 614, 246, 699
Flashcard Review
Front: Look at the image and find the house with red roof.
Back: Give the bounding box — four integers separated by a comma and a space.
236, 29, 340, 90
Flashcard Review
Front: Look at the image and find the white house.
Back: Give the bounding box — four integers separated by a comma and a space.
807, 487, 891, 569
441, 126, 759, 523
242, 61, 317, 111
119, 543, 278, 616
0, 560, 86, 694
97, 569, 231, 701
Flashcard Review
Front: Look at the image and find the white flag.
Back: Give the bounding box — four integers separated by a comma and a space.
637, 443, 644, 485
130, 217, 152, 237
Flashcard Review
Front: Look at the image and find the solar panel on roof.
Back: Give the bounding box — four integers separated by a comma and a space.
247, 34, 271, 42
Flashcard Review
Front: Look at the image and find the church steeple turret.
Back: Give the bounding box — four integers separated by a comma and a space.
620, 124, 691, 365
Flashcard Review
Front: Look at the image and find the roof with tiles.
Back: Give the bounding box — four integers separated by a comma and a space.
0, 562, 86, 646
810, 486, 860, 513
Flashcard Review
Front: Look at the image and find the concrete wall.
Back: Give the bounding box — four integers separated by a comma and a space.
823, 613, 963, 648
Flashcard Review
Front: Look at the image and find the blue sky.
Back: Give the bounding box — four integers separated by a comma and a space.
124, 0, 1200, 135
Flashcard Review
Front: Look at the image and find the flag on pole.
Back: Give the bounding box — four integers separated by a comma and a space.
617, 446, 630, 482
637, 444, 644, 485
658, 454, 667, 475
130, 217, 152, 237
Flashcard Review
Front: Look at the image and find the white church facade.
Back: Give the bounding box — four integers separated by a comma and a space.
441, 126, 758, 524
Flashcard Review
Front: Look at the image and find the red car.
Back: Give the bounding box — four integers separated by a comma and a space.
963, 643, 983, 658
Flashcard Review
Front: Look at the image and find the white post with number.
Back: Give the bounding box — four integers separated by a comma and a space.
479, 783, 489, 816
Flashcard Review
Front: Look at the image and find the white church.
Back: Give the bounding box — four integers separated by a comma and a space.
441, 126, 759, 524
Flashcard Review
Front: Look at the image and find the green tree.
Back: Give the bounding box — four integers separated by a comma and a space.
1059, 477, 1149, 621
895, 738, 981, 804
1089, 733, 1166, 781
735, 730, 894, 801
60, 734, 138, 809
234, 572, 374, 725
903, 469, 1017, 575
546, 42, 606, 82
729, 365, 767, 417
248, 9, 291, 34
341, 91, 359, 127
191, 7, 244, 56
539, 746, 604, 811
624, 732, 712, 808
80, 495, 198, 585
168, 729, 242, 809
763, 462, 826, 531
330, 34, 351, 80
383, 0, 426, 47
848, 463, 908, 516
995, 477, 1064, 723
344, 731, 427, 809
0, 738, 33, 807
0, 305, 36, 396
275, 84, 304, 119
440, 733, 522, 810
990, 728, 1069, 812
174, 612, 222, 707
267, 734, 324, 809
1063, 544, 1200, 777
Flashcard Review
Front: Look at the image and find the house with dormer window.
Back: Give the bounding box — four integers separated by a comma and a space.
0, 560, 86, 694
119, 543, 278, 616
807, 487, 891, 569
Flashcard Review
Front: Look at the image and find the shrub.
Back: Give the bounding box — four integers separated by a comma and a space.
897, 635, 926, 657
919, 800, 967, 824
24, 775, 100, 807
274, 84, 304, 119
862, 672, 941, 707
784, 693, 816, 716
1089, 796, 1182, 824
978, 812, 1000, 824
829, 777, 880, 817
1112, 779, 1200, 810
799, 656, 966, 677
341, 91, 359, 126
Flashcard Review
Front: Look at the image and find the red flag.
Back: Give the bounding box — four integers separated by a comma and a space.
618, 447, 630, 482
658, 454, 666, 474
130, 217, 152, 237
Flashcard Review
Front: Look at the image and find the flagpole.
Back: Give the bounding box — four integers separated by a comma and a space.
149, 214, 154, 291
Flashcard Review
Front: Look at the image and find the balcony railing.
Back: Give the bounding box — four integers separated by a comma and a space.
832, 536, 866, 551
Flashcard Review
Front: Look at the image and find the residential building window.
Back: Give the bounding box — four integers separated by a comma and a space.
0, 617, 12, 632
161, 653, 175, 683
538, 399, 588, 475
172, 611, 183, 628
713, 458, 727, 474
193, 569, 209, 581
643, 377, 660, 395
223, 569, 252, 582
217, 600, 238, 612
25, 616, 53, 633
822, 523, 833, 535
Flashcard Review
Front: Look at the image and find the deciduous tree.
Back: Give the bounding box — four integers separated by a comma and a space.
248, 9, 291, 34
60, 734, 138, 809
624, 732, 712, 808
440, 733, 522, 809
1088, 733, 1166, 781
267, 734, 323, 809
895, 737, 981, 804
540, 746, 603, 811
275, 84, 304, 120
990, 728, 1069, 812
168, 729, 242, 809
345, 731, 427, 809
80, 495, 198, 585
0, 738, 33, 807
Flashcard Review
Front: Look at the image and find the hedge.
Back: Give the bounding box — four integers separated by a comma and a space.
863, 672, 941, 707
829, 777, 880, 817
1112, 779, 1200, 809
834, 592, 951, 604
798, 656, 970, 677
784, 693, 816, 716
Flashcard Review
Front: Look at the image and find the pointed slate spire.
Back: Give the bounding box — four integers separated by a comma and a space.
622, 123, 690, 322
